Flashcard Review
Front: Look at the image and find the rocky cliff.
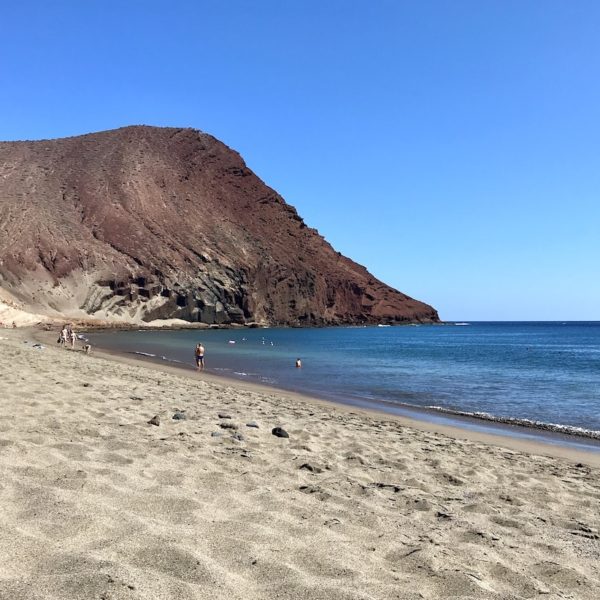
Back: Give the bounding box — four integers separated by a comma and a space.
0, 126, 439, 326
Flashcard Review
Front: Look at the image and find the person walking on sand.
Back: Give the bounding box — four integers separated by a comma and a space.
195, 343, 205, 371
70, 329, 77, 349
59, 325, 68, 346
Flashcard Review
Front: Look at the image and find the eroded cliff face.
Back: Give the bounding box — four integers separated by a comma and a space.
0, 126, 439, 325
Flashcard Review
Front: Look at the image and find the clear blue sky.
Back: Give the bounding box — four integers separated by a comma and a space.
2, 1, 599, 320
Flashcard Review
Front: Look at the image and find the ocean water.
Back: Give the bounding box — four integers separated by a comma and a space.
89, 322, 600, 443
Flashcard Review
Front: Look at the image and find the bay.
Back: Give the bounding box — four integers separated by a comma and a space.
89, 322, 600, 442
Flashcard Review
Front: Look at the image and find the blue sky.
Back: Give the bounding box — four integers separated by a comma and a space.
1, 1, 599, 320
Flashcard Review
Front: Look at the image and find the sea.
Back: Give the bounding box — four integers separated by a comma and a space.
88, 322, 600, 451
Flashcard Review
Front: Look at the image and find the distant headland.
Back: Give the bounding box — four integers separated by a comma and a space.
0, 126, 439, 327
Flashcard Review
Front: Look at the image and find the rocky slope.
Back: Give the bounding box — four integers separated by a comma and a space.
0, 126, 439, 326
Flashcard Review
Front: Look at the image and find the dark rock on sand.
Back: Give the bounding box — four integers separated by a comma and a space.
220, 422, 238, 430
272, 427, 289, 438
172, 412, 187, 420
232, 433, 245, 442
299, 463, 322, 473
246, 421, 259, 428
436, 511, 453, 520
218, 413, 232, 419
211, 431, 223, 437
148, 415, 160, 426
370, 482, 403, 493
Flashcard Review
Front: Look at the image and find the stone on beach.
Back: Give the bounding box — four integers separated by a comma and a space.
148, 415, 160, 426
271, 427, 289, 438
299, 463, 322, 473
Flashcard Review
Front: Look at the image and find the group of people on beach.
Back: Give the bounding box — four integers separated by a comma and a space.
58, 324, 91, 354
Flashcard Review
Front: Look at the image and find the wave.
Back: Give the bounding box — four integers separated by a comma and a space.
131, 351, 156, 358
425, 405, 600, 440
454, 322, 470, 326
161, 356, 183, 364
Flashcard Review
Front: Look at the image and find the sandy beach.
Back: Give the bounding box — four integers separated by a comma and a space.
0, 329, 599, 599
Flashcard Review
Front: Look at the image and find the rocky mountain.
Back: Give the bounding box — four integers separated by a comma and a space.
0, 126, 439, 326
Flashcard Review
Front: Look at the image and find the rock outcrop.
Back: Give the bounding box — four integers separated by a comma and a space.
0, 126, 439, 325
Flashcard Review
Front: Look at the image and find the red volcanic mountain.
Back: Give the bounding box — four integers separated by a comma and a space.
0, 126, 439, 326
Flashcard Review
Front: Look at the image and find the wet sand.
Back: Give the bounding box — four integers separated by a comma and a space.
1, 329, 599, 599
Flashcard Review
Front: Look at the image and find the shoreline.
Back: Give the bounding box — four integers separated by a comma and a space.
31, 327, 600, 465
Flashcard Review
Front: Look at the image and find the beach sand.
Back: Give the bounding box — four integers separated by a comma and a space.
0, 330, 599, 599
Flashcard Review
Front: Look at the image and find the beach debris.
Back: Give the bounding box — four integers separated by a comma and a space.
436, 511, 453, 520
232, 433, 245, 442
246, 421, 259, 428
148, 415, 160, 426
272, 427, 289, 438
82, 383, 91, 387
365, 482, 403, 493
218, 413, 232, 419
172, 412, 187, 420
220, 422, 238, 430
299, 463, 322, 473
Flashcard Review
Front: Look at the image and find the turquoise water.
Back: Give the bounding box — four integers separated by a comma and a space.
89, 322, 600, 442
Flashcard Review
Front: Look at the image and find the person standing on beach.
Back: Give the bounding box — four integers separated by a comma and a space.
195, 343, 205, 371
59, 325, 68, 346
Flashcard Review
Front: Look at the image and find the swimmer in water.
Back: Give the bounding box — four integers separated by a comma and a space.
295, 358, 302, 368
